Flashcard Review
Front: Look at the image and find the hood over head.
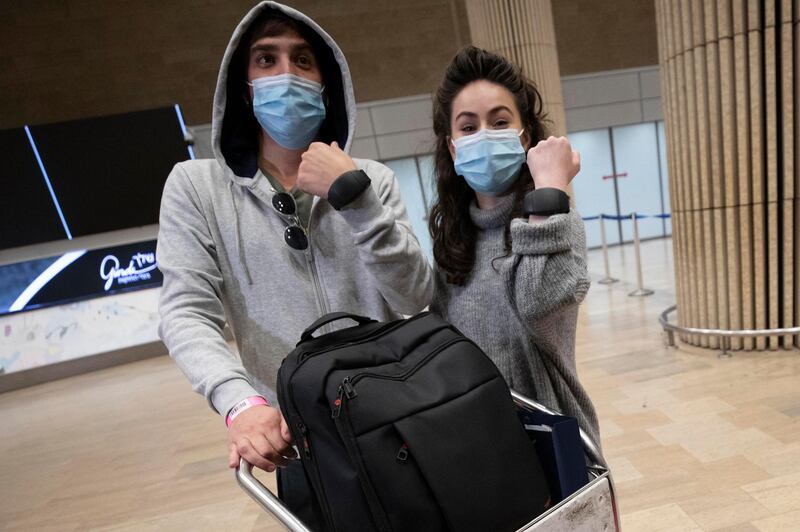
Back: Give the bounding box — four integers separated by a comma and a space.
211, 1, 356, 180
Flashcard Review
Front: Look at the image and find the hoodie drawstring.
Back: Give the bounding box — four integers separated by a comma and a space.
228, 181, 254, 285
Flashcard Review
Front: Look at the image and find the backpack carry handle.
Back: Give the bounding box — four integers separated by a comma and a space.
300, 312, 377, 343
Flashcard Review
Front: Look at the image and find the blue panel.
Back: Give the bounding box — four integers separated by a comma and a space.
612, 123, 665, 242
0, 256, 59, 310
383, 158, 433, 260
567, 129, 617, 248
656, 121, 672, 235
24, 126, 72, 240
174, 104, 196, 160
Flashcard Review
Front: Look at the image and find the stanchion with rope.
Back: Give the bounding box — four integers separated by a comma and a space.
596, 215, 618, 285
627, 212, 654, 297
582, 211, 670, 292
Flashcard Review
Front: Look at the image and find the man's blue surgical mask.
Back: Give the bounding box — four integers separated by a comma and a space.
250, 73, 326, 150
452, 128, 526, 196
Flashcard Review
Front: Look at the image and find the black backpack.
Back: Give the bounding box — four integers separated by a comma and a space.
277, 311, 550, 532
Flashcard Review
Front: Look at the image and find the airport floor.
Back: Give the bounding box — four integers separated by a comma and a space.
1, 237, 799, 531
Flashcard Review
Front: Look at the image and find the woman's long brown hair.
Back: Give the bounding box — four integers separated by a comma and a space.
428, 46, 549, 285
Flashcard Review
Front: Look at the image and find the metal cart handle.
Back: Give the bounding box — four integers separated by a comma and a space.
235, 458, 312, 532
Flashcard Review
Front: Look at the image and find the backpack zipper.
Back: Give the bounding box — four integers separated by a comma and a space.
327, 335, 471, 530
351, 337, 465, 388
331, 337, 466, 420
281, 313, 447, 531
278, 379, 337, 531
396, 443, 409, 462
332, 388, 393, 532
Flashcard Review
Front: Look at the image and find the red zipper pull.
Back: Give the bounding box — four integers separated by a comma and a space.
332, 385, 344, 419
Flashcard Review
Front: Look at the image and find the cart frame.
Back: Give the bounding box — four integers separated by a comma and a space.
236, 390, 620, 531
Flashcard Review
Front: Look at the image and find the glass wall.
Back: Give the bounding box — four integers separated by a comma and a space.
383, 157, 435, 260
567, 128, 618, 247
382, 120, 671, 256
569, 120, 672, 248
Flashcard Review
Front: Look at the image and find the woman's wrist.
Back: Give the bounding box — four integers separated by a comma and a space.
528, 214, 550, 224
531, 179, 568, 192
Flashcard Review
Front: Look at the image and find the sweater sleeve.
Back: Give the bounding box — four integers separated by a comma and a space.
335, 160, 435, 315
157, 164, 259, 417
504, 209, 591, 326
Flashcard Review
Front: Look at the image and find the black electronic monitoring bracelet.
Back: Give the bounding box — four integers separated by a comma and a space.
327, 169, 372, 210
522, 187, 571, 217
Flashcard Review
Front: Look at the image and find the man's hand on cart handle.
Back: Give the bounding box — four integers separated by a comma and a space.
227, 405, 296, 472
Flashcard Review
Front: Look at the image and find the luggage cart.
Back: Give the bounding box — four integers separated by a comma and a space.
236, 390, 620, 532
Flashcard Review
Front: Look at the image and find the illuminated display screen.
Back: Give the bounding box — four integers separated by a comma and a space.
0, 239, 162, 316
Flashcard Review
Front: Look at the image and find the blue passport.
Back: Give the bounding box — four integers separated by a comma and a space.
518, 411, 589, 503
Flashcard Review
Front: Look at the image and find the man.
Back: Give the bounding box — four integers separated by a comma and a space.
157, 1, 433, 479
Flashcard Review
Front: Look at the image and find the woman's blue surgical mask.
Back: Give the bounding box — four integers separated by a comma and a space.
249, 73, 326, 150
452, 128, 526, 196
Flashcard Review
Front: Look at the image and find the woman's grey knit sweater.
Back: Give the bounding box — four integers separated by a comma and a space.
431, 194, 601, 449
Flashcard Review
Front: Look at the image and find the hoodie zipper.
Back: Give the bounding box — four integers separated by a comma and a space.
304, 200, 332, 333
263, 185, 330, 334
305, 249, 331, 332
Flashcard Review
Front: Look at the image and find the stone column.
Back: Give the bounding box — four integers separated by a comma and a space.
655, 0, 799, 350
464, 0, 567, 136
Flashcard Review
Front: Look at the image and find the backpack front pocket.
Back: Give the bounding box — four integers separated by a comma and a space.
392, 376, 550, 532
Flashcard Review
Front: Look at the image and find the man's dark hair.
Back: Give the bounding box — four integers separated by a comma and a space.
221, 8, 347, 176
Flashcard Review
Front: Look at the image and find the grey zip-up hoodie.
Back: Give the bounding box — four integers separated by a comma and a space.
157, 1, 434, 416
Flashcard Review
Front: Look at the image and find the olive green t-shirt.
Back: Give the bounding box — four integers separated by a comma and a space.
263, 170, 312, 229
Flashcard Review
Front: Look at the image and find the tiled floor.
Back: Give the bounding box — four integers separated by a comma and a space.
581, 238, 800, 531
0, 237, 798, 531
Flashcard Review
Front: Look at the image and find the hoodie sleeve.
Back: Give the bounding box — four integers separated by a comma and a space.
157, 164, 260, 417
503, 210, 591, 327
335, 160, 434, 314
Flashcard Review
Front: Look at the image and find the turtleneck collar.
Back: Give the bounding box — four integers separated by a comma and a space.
468, 192, 517, 229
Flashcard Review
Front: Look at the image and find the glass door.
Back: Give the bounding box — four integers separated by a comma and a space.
383, 158, 433, 259
612, 122, 668, 242
568, 129, 619, 248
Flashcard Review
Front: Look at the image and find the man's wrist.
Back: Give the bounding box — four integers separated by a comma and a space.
225, 396, 270, 427
327, 169, 371, 210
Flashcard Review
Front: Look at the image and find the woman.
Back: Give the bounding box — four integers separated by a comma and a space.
429, 46, 601, 448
